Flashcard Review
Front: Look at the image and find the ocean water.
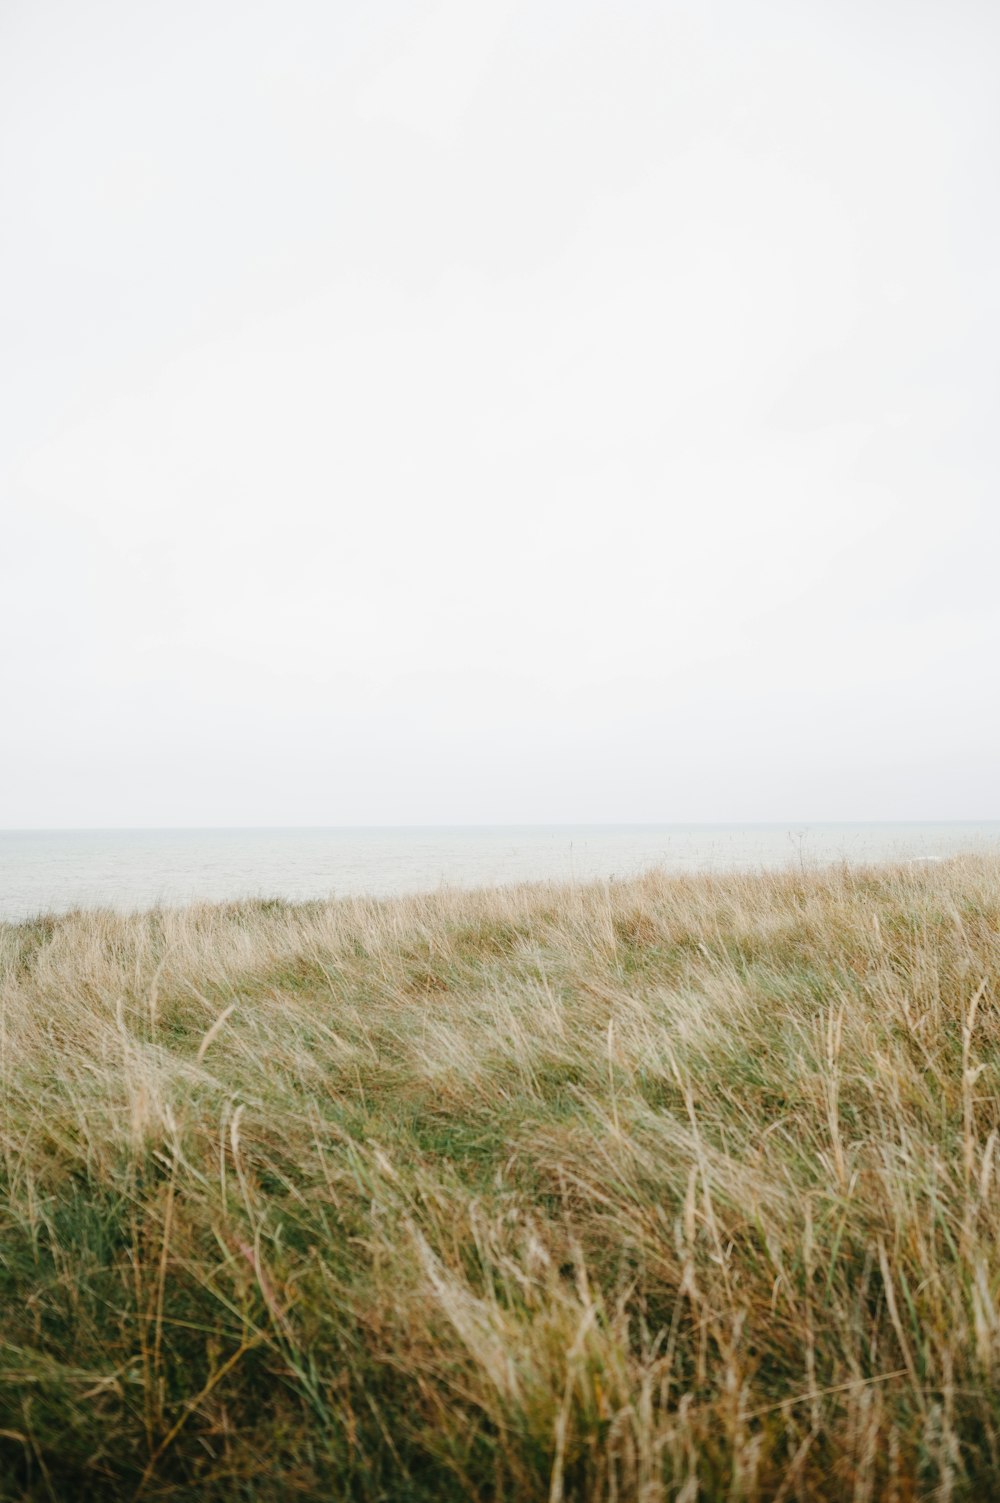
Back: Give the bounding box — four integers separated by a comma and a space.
1, 824, 998, 923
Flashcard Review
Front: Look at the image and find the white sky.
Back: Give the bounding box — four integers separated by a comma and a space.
2, 0, 998, 826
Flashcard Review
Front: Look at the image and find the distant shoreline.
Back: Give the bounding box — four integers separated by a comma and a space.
3, 821, 999, 923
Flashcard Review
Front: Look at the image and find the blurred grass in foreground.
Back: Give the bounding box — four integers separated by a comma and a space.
2, 857, 1000, 1500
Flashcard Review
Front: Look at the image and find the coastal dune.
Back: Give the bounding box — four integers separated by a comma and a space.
2, 858, 999, 1499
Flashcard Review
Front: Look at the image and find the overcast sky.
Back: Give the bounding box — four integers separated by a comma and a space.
2, 0, 998, 826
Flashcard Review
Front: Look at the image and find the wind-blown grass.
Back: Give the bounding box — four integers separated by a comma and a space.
2, 857, 1000, 1499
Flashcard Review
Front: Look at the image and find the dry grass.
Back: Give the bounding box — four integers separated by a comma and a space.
2, 857, 1000, 1499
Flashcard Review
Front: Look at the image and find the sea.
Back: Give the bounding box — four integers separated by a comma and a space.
1, 824, 998, 923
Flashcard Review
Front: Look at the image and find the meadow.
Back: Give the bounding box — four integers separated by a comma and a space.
2, 857, 999, 1500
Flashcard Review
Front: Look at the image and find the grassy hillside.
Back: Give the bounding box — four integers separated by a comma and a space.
2, 858, 1000, 1500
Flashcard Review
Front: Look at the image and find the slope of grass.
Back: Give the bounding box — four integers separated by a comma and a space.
2, 858, 1000, 1500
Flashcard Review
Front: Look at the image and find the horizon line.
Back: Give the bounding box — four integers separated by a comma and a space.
3, 820, 999, 834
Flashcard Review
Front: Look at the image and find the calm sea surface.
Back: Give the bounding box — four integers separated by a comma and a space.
1, 825, 999, 922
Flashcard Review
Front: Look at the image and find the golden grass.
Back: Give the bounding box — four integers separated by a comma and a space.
2, 857, 1000, 1499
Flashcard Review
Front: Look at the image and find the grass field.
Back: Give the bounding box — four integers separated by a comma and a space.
2, 857, 1000, 1500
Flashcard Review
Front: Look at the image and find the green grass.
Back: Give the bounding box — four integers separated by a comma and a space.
2, 858, 1000, 1499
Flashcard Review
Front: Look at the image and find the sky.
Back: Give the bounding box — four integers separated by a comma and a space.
2, 0, 998, 826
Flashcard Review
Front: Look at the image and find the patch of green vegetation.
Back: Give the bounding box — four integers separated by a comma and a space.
3, 859, 1000, 1497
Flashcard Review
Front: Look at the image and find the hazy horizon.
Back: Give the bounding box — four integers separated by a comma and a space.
4, 819, 1000, 832
3, 0, 998, 827
4, 821, 998, 921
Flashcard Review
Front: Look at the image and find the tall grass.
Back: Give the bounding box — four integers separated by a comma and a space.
2, 857, 1000, 1499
